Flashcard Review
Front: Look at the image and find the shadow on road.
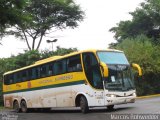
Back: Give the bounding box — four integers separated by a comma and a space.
8, 107, 135, 114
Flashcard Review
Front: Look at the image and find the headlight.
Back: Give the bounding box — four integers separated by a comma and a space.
106, 94, 116, 97
111, 94, 116, 97
132, 93, 136, 96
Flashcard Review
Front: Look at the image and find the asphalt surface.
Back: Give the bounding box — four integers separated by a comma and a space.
0, 97, 160, 120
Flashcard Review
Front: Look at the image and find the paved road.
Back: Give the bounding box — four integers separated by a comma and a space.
0, 97, 160, 120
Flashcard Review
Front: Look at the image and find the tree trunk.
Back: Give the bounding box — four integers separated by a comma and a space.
36, 33, 44, 50
23, 31, 31, 50
32, 38, 36, 50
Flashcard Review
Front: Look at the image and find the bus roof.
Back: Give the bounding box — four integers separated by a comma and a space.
3, 49, 123, 75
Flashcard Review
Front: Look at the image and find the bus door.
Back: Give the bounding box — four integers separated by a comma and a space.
82, 53, 105, 106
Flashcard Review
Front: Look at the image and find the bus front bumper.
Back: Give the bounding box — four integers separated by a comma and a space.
106, 96, 136, 106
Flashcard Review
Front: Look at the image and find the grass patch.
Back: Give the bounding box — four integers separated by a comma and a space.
0, 106, 4, 109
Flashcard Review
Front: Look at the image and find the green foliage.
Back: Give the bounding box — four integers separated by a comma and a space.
0, 0, 32, 46
41, 46, 78, 58
0, 0, 25, 26
10, 0, 84, 50
111, 35, 160, 96
110, 0, 160, 44
0, 0, 28, 33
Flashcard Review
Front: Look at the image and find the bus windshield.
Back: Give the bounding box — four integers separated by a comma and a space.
97, 51, 129, 65
97, 51, 135, 91
105, 65, 135, 91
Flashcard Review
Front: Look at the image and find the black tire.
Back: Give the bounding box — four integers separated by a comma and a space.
80, 96, 89, 114
107, 105, 114, 110
13, 101, 21, 113
21, 100, 28, 113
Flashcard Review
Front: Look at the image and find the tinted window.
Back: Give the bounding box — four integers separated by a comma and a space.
67, 55, 82, 72
32, 67, 39, 79
48, 63, 54, 76
37, 67, 41, 78
4, 56, 82, 84
83, 53, 103, 89
28, 69, 32, 80
22, 71, 27, 82
14, 72, 21, 83
4, 74, 14, 85
54, 59, 67, 75
4, 75, 9, 85
40, 65, 47, 77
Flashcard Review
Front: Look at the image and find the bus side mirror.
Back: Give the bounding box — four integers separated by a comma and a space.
132, 63, 142, 76
100, 62, 109, 78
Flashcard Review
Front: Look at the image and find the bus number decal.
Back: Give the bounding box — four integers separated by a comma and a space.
39, 79, 53, 84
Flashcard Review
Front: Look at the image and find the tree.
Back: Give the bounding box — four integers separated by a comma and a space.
109, 0, 160, 45
0, 0, 27, 37
10, 0, 84, 50
41, 46, 77, 58
0, 0, 25, 27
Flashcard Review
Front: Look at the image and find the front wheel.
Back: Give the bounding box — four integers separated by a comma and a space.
107, 105, 114, 110
21, 100, 28, 113
80, 96, 89, 114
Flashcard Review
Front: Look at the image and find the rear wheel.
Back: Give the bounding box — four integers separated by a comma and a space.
43, 108, 51, 112
13, 101, 21, 113
21, 100, 28, 113
80, 96, 89, 114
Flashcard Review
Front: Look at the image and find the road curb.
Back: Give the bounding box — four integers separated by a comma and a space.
137, 94, 160, 99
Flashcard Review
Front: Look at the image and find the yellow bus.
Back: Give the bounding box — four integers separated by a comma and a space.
3, 49, 142, 113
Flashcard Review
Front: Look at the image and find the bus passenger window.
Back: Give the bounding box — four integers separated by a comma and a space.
6, 74, 14, 84
10, 75, 14, 84
28, 69, 32, 80
14, 73, 18, 83
48, 64, 54, 76
32, 67, 40, 79
22, 71, 27, 82
67, 55, 82, 72
37, 67, 41, 78
4, 75, 8, 85
17, 72, 21, 82
54, 60, 67, 75
41, 65, 47, 77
